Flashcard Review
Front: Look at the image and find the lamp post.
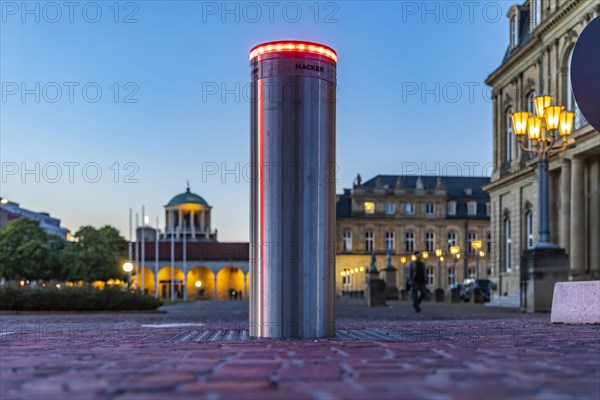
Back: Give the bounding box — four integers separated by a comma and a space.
471, 240, 483, 280
510, 96, 575, 248
450, 245, 460, 286
122, 262, 133, 290
435, 249, 443, 290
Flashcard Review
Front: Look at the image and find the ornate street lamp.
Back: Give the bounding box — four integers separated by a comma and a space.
511, 96, 575, 248
435, 248, 443, 290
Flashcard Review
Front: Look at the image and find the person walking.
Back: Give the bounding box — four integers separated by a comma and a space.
408, 251, 427, 313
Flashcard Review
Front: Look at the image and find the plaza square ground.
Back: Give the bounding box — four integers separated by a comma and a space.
1, 300, 599, 400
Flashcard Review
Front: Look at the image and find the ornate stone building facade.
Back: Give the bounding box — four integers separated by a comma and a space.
485, 0, 600, 301
335, 175, 490, 297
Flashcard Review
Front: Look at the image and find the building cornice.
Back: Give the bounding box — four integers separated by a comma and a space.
486, 0, 583, 87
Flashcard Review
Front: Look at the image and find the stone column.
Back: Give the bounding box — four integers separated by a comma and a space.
178, 209, 183, 238
569, 157, 586, 276
190, 210, 196, 238
200, 210, 206, 236
213, 273, 218, 300
559, 160, 571, 251
588, 158, 599, 275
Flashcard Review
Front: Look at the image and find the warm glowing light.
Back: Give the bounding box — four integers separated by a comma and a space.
19, 280, 25, 286
527, 116, 543, 141
341, 271, 346, 277
450, 245, 460, 255
533, 95, 553, 117
363, 201, 375, 214
349, 269, 355, 274
0, 198, 8, 204
400, 256, 407, 264
354, 268, 359, 273
558, 111, 575, 136
195, 280, 202, 288
511, 111, 530, 136
479, 250, 485, 258
544, 106, 564, 130
471, 240, 483, 250
56, 284, 61, 289
359, 266, 364, 272
422, 252, 429, 260
440, 256, 445, 262
249, 41, 337, 62
456, 254, 461, 260
411, 255, 417, 261
435, 249, 443, 257
122, 262, 134, 273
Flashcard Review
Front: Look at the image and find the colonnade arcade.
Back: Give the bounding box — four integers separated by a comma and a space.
132, 264, 250, 300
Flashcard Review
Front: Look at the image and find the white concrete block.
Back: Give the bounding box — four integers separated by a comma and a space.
551, 281, 600, 324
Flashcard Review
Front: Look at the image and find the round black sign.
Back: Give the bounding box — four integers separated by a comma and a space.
571, 16, 600, 132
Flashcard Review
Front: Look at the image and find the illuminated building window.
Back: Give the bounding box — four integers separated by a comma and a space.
364, 202, 375, 215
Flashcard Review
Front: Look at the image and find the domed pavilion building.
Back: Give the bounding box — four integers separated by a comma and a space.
132, 185, 249, 301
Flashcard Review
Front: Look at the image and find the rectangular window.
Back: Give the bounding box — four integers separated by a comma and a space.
510, 16, 519, 48
467, 232, 477, 254
365, 231, 374, 253
425, 203, 435, 215
405, 232, 414, 253
426, 268, 434, 286
364, 202, 375, 215
343, 274, 352, 287
385, 202, 395, 215
486, 202, 491, 216
447, 232, 457, 247
468, 202, 477, 216
487, 233, 492, 254
343, 231, 352, 252
448, 267, 456, 286
425, 232, 435, 252
405, 203, 414, 215
447, 202, 456, 216
385, 231, 395, 252
530, 0, 541, 30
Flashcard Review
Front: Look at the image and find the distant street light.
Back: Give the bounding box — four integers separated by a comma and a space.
123, 262, 133, 290
195, 280, 202, 288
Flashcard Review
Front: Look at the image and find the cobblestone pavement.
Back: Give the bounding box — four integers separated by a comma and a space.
1, 300, 599, 399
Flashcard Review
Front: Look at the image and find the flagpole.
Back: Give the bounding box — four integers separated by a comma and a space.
155, 216, 159, 299
141, 206, 145, 294
183, 220, 187, 301
128, 208, 132, 290
171, 220, 175, 301
135, 213, 139, 291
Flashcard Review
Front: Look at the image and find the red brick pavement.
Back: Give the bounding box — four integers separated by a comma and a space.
1, 301, 599, 399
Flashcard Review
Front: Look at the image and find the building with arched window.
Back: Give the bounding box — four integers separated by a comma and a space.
484, 0, 600, 305
131, 186, 249, 301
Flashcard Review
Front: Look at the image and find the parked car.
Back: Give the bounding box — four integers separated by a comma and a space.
460, 279, 491, 302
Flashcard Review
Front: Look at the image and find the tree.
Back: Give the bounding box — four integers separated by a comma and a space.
63, 225, 127, 282
0, 218, 63, 281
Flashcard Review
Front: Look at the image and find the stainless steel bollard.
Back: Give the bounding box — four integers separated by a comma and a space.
249, 41, 337, 338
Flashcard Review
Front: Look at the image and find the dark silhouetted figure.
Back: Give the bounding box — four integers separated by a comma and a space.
408, 251, 427, 313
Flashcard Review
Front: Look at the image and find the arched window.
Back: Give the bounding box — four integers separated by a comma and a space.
385, 231, 395, 252
342, 231, 352, 252
504, 217, 512, 272
567, 49, 587, 130
525, 211, 534, 249
506, 108, 514, 162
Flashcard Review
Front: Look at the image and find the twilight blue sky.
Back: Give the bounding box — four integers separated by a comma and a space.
1, 1, 513, 241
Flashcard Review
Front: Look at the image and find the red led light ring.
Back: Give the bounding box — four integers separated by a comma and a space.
249, 41, 337, 63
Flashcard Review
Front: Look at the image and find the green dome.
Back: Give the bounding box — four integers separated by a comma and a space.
167, 188, 209, 207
